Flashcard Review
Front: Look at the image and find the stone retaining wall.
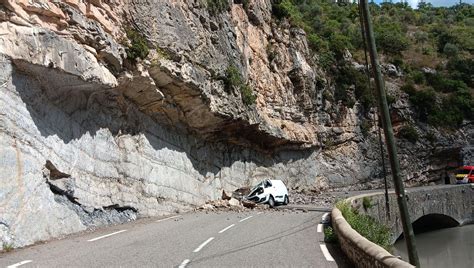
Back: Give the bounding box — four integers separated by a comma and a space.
349, 184, 474, 242
331, 208, 414, 268
332, 184, 473, 267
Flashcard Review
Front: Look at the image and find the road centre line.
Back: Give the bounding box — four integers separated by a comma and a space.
317, 224, 323, 233
178, 259, 190, 268
7, 260, 32, 268
156, 215, 180, 222
87, 230, 127, 242
239, 215, 253, 222
193, 237, 215, 253
218, 224, 235, 234
320, 244, 335, 262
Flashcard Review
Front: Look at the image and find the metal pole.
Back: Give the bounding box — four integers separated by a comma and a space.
357, 1, 391, 221
359, 0, 420, 266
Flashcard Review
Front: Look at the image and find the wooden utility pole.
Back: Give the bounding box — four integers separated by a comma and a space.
359, 0, 420, 266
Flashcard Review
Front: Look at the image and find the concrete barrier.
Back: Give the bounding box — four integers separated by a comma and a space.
331, 208, 414, 268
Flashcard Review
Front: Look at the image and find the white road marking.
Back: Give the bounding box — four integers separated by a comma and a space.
178, 259, 190, 268
7, 260, 32, 268
156, 215, 180, 223
193, 237, 214, 253
317, 224, 323, 233
87, 230, 127, 242
320, 244, 335, 262
218, 224, 235, 234
239, 216, 253, 222
257, 212, 263, 215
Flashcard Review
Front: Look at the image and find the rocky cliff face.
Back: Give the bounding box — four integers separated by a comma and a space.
0, 0, 471, 249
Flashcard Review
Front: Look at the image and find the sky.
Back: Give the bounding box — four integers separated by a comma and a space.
373, 0, 474, 8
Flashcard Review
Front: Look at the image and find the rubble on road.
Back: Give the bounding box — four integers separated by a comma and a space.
232, 187, 251, 200
197, 197, 268, 212
221, 190, 232, 200
198, 187, 343, 212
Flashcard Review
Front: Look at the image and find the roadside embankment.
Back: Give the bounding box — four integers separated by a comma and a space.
332, 208, 413, 268
331, 184, 473, 267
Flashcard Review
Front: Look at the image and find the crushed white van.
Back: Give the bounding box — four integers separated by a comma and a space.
244, 179, 289, 208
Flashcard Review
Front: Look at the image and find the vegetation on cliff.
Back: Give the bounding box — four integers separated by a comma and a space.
224, 65, 256, 105
124, 28, 149, 61
272, 1, 473, 128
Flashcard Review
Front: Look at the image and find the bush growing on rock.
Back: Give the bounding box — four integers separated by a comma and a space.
240, 84, 256, 106
125, 28, 149, 61
206, 0, 230, 15
224, 65, 256, 105
224, 65, 243, 91
398, 124, 419, 143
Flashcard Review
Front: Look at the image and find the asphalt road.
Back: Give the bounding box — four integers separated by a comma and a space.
0, 210, 350, 267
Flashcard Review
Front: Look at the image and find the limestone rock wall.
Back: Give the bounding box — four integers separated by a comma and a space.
0, 0, 471, 249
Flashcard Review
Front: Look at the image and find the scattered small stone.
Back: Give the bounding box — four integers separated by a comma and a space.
222, 190, 231, 200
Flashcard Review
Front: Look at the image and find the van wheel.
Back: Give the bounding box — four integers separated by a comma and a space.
283, 195, 289, 205
268, 196, 275, 208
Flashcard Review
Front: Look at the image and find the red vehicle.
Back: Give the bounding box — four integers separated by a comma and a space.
455, 166, 474, 184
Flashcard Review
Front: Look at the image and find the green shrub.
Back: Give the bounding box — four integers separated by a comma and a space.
362, 196, 373, 210
156, 47, 170, 60
223, 65, 256, 105
398, 124, 419, 143
443, 43, 459, 58
272, 0, 303, 27
446, 58, 474, 87
374, 21, 410, 56
207, 0, 229, 15
426, 73, 468, 93
386, 94, 396, 106
2, 243, 13, 252
224, 65, 243, 91
324, 226, 338, 243
410, 70, 425, 85
403, 86, 437, 122
334, 64, 373, 111
125, 28, 149, 61
240, 84, 256, 105
336, 201, 392, 251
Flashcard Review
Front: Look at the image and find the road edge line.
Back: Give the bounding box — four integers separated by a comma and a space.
218, 224, 235, 234
320, 244, 335, 262
87, 230, 127, 242
239, 215, 253, 222
7, 260, 32, 268
317, 224, 323, 233
193, 237, 215, 253
156, 215, 180, 223
178, 259, 190, 268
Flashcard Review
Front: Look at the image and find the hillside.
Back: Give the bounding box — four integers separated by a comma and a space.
273, 0, 473, 127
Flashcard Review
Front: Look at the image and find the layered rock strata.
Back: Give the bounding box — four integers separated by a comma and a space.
0, 0, 471, 249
